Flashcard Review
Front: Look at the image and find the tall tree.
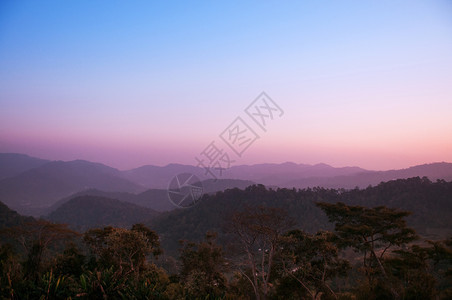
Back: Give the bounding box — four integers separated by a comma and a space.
386, 245, 437, 299
427, 237, 452, 298
83, 224, 161, 272
317, 202, 417, 299
2, 220, 78, 279
179, 232, 227, 298
278, 229, 350, 300
230, 205, 293, 300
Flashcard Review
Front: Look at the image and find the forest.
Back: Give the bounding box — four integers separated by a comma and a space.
1, 177, 452, 299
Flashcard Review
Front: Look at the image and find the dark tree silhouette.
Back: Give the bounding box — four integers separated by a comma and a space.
317, 202, 417, 299
230, 205, 294, 300
179, 232, 227, 298
278, 229, 350, 299
3, 220, 78, 279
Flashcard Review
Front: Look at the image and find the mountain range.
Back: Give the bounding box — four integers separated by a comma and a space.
1, 153, 452, 217
0, 200, 34, 229
0, 153, 49, 180
47, 195, 160, 231
45, 178, 254, 215
148, 177, 452, 255
0, 158, 143, 216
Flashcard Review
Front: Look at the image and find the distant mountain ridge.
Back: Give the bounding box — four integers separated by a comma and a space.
222, 162, 367, 186
1, 153, 452, 216
0, 159, 144, 216
46, 178, 256, 215
150, 177, 452, 256
1, 177, 452, 258
280, 162, 452, 189
121, 163, 204, 189
0, 153, 49, 180
0, 200, 34, 229
46, 195, 160, 231
121, 161, 367, 189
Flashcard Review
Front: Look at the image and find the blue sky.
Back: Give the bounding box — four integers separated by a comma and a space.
1, 1, 451, 170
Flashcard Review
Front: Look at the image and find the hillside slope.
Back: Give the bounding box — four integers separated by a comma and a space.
0, 160, 144, 216
150, 177, 452, 255
0, 153, 49, 180
47, 195, 159, 231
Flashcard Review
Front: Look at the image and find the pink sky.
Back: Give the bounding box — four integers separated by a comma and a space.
1, 1, 451, 170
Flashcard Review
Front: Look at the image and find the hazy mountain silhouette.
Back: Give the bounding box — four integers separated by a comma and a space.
45, 189, 138, 216
1, 153, 452, 217
221, 162, 366, 186
121, 163, 205, 189
121, 162, 366, 189
0, 160, 144, 216
150, 178, 452, 256
46, 195, 159, 231
47, 188, 173, 214
0, 153, 49, 180
122, 161, 452, 190
3, 177, 452, 258
0, 200, 34, 229
200, 178, 255, 193
280, 162, 452, 189
46, 179, 257, 215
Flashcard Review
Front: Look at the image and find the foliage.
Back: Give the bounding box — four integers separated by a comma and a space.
179, 232, 228, 298
152, 178, 452, 256
277, 229, 350, 299
83, 223, 161, 272
386, 245, 437, 299
1, 177, 452, 299
2, 220, 79, 279
229, 205, 294, 300
316, 203, 417, 279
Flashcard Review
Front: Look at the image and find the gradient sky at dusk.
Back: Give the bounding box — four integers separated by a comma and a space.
1, 1, 451, 170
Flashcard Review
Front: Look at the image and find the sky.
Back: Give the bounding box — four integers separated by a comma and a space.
1, 0, 451, 170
